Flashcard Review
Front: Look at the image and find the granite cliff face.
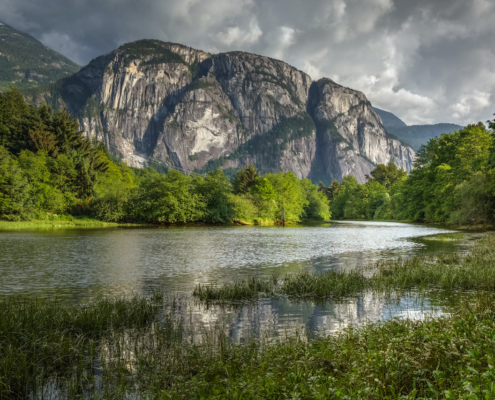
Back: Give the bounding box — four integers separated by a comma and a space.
308, 79, 415, 183
31, 39, 414, 183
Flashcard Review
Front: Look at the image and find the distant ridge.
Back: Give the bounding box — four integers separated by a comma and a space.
373, 107, 407, 130
0, 22, 80, 90
373, 107, 462, 151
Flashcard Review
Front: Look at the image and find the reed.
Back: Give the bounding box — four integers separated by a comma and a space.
3, 290, 495, 398
0, 296, 159, 399
193, 275, 278, 302
280, 269, 368, 298
3, 234, 495, 398
194, 233, 495, 301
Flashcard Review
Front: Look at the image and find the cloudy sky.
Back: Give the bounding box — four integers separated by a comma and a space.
2, 0, 494, 125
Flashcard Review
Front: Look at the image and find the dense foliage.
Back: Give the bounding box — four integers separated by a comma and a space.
324, 118, 495, 225
0, 88, 329, 223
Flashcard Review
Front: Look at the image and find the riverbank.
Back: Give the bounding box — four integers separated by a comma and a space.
0, 218, 329, 230
0, 218, 141, 230
1, 233, 494, 398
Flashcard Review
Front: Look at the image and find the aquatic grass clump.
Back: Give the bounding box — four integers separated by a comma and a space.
280, 269, 369, 298
373, 234, 495, 291
193, 275, 277, 302
0, 296, 160, 399
195, 234, 495, 302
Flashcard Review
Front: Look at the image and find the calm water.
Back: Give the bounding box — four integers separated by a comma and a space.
0, 221, 475, 337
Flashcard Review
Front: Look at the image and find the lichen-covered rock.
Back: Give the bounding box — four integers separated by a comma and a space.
29, 39, 415, 182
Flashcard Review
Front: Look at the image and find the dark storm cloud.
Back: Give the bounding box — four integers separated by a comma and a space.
1, 0, 494, 125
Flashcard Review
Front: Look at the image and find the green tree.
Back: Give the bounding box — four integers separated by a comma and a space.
233, 164, 259, 194
196, 169, 234, 223
0, 147, 33, 220
366, 162, 407, 189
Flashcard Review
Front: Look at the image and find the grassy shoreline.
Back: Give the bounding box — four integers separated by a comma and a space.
0, 218, 331, 230
0, 218, 142, 230
334, 218, 494, 231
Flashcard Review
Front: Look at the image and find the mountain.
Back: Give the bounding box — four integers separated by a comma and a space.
25, 40, 415, 184
373, 107, 407, 130
0, 22, 80, 90
373, 107, 462, 152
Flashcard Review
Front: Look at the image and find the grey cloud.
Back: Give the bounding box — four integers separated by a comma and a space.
1, 0, 494, 125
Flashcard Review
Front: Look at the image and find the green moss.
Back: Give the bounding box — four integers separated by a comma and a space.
252, 69, 302, 107
188, 63, 200, 79
188, 154, 199, 161
358, 153, 378, 167
315, 118, 349, 144
185, 80, 216, 93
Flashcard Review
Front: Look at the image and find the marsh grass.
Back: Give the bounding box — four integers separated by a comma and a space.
195, 233, 495, 302
0, 297, 159, 399
193, 275, 278, 302
280, 269, 368, 298
4, 292, 495, 399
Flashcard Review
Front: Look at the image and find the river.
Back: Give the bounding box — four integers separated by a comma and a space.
0, 221, 475, 338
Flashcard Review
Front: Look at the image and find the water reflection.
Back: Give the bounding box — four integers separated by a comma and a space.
0, 221, 476, 338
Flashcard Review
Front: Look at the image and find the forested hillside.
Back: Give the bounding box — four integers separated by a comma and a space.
0, 23, 80, 91
323, 116, 495, 226
0, 88, 330, 223
373, 107, 462, 151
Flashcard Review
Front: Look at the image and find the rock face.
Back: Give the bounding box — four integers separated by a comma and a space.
31, 39, 415, 183
308, 79, 415, 183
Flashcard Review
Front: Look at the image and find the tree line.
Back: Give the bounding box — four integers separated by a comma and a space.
323, 117, 495, 225
0, 88, 330, 224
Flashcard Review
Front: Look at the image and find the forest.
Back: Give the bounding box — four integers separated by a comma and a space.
0, 88, 330, 224
325, 117, 495, 225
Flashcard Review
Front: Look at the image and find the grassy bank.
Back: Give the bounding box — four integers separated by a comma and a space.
0, 218, 142, 230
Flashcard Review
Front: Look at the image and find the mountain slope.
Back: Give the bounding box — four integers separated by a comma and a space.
25, 39, 415, 183
373, 107, 407, 129
373, 107, 462, 151
386, 124, 463, 151
0, 22, 80, 90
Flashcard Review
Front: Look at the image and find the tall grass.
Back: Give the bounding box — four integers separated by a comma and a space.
4, 291, 494, 398
194, 233, 495, 301
3, 234, 495, 398
193, 275, 277, 302
0, 297, 159, 399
